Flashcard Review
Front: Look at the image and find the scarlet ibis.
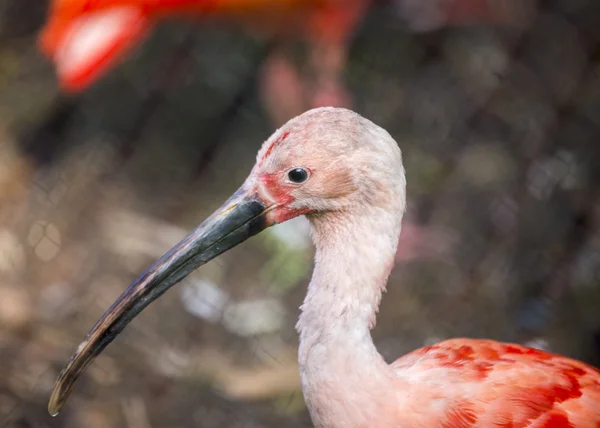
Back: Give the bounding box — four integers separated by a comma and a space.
38, 0, 367, 93
48, 108, 600, 426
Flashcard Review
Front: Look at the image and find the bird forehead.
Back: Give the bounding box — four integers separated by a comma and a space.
256, 131, 310, 168
267, 126, 359, 158
255, 108, 369, 174
258, 141, 345, 176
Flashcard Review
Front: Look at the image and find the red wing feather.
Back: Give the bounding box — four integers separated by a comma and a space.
394, 339, 600, 427
39, 6, 149, 92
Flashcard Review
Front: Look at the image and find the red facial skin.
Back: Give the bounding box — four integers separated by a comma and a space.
255, 171, 312, 225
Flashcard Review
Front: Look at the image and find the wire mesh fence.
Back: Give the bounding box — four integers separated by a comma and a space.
0, 0, 599, 426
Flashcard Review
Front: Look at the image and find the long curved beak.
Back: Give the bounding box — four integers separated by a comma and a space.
48, 185, 270, 416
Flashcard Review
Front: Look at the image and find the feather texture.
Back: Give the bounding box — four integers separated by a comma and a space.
392, 339, 600, 427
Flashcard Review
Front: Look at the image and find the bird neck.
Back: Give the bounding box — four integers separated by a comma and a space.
296, 205, 402, 370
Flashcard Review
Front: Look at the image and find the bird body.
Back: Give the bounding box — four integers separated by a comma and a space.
302, 336, 600, 427
394, 339, 600, 427
38, 0, 535, 94
38, 0, 361, 92
47, 108, 600, 427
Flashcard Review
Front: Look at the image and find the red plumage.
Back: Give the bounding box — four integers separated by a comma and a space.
38, 0, 362, 92
393, 339, 600, 426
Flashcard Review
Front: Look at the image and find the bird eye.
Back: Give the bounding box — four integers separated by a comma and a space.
287, 168, 309, 184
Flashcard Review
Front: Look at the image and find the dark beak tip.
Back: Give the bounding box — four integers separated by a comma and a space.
48, 402, 61, 417
48, 384, 66, 416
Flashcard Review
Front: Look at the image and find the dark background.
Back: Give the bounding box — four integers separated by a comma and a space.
1, 0, 600, 426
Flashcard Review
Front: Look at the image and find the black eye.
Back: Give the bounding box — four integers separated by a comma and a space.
288, 168, 309, 183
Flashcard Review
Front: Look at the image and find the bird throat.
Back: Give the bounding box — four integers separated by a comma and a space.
297, 209, 400, 351
295, 208, 401, 426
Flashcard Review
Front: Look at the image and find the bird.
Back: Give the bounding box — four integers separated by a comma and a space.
38, 0, 368, 94
48, 107, 600, 426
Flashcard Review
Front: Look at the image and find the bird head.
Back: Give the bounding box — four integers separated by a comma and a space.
47, 107, 405, 415
253, 107, 404, 223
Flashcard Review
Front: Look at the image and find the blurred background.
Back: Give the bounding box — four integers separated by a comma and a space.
1, 0, 600, 426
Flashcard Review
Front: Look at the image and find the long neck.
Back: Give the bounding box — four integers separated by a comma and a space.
295, 205, 404, 426
296, 204, 402, 373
